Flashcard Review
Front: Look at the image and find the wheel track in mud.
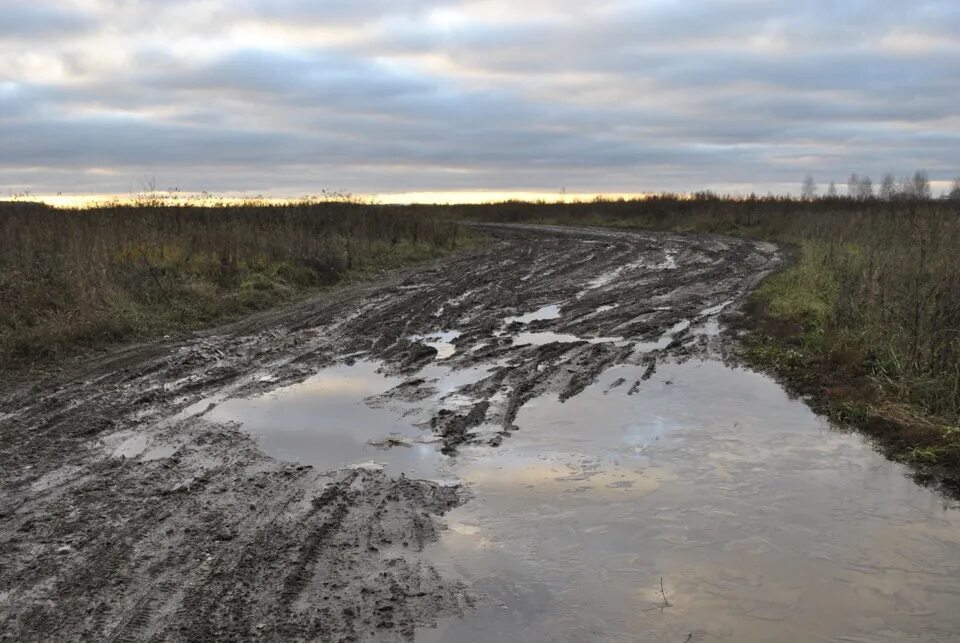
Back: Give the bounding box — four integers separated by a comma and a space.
0, 224, 779, 641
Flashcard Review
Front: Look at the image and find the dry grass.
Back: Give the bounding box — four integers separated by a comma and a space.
0, 200, 467, 371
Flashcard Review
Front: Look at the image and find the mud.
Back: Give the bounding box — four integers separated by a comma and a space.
0, 224, 783, 640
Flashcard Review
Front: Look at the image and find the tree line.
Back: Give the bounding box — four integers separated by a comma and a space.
801, 170, 960, 201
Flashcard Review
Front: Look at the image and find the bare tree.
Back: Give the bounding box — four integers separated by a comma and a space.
856, 175, 873, 200
948, 177, 960, 201
801, 175, 817, 200
879, 172, 897, 200
826, 181, 838, 198
912, 169, 931, 199
899, 175, 915, 197
847, 173, 859, 199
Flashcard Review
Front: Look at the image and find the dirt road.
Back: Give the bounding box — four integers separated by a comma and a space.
0, 224, 781, 641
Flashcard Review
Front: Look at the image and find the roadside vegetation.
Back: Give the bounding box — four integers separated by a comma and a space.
0, 199, 467, 374
410, 191, 960, 491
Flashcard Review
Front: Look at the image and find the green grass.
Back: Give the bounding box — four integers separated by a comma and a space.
753, 243, 837, 326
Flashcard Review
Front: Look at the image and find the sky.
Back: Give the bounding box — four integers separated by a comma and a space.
1, 0, 959, 200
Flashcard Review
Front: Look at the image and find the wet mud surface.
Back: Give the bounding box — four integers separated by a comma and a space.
3, 224, 958, 641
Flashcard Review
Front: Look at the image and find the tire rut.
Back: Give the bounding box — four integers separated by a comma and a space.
0, 224, 779, 641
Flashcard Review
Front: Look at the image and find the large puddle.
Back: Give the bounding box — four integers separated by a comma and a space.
208, 352, 960, 640
210, 360, 504, 478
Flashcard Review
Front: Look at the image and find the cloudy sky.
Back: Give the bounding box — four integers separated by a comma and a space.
1, 0, 958, 199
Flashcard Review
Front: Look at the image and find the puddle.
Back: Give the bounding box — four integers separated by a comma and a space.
196, 347, 960, 641
416, 361, 506, 401
409, 330, 462, 359
500, 304, 630, 346
698, 299, 733, 317
628, 318, 692, 354
419, 361, 960, 642
511, 331, 628, 347
107, 432, 177, 461
207, 360, 506, 478
503, 304, 562, 325
583, 265, 633, 290
208, 362, 450, 477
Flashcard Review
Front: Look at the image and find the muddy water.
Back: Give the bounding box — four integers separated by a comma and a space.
210, 360, 501, 478
211, 355, 960, 641
421, 361, 960, 641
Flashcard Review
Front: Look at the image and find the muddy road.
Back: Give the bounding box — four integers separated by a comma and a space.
3, 224, 959, 641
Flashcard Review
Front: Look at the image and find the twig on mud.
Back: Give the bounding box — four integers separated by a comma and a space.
660, 576, 671, 608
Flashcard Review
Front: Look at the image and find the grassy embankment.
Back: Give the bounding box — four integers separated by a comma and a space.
415, 196, 960, 492
0, 200, 469, 375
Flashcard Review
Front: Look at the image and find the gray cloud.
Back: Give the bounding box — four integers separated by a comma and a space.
0, 4, 96, 37
0, 0, 958, 196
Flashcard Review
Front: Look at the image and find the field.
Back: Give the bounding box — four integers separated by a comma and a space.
0, 200, 467, 374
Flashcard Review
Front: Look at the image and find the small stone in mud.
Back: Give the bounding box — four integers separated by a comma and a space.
368, 437, 413, 449
605, 377, 626, 393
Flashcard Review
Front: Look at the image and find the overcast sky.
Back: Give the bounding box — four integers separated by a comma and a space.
1, 0, 958, 198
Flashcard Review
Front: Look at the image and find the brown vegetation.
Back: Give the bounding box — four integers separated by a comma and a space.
0, 200, 466, 373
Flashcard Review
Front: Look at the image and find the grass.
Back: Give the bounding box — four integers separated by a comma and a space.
0, 199, 471, 375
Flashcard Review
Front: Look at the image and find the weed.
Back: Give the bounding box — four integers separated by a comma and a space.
830, 401, 870, 425
908, 446, 948, 464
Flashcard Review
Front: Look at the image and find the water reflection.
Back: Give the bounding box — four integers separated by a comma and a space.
504, 304, 563, 325
409, 330, 462, 360
207, 355, 960, 642
421, 361, 960, 642
210, 362, 447, 477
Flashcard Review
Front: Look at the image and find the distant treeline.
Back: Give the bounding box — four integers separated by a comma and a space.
801, 169, 960, 201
